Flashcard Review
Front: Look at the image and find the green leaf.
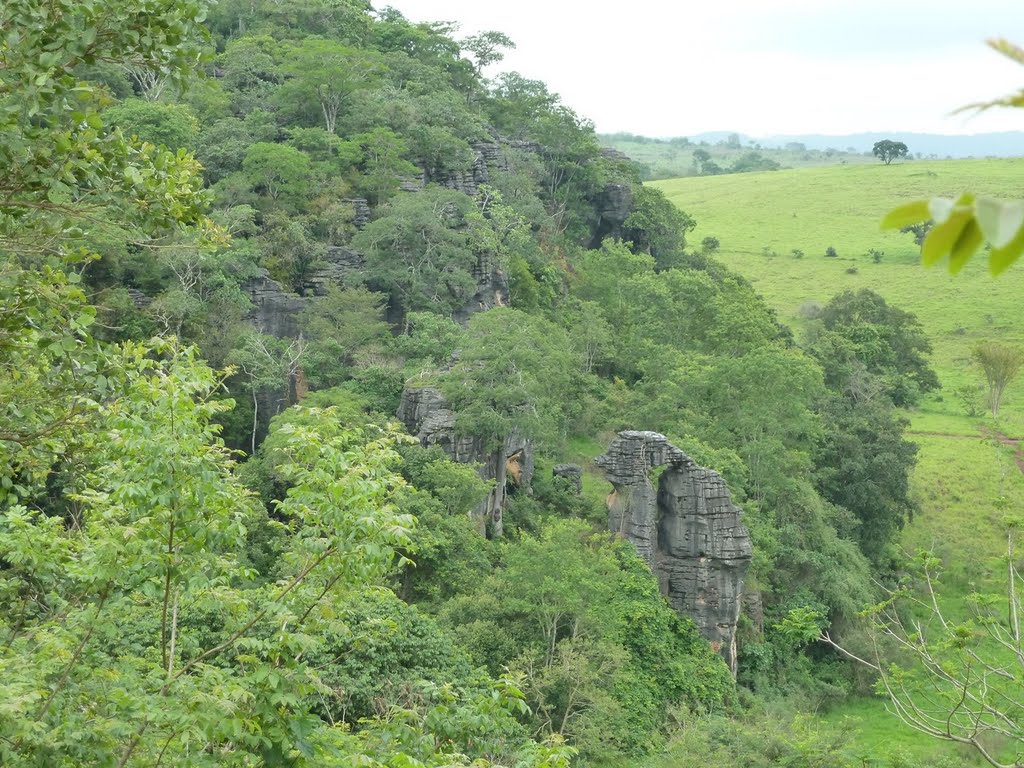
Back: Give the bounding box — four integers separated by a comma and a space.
948, 218, 983, 274
928, 197, 957, 224
921, 194, 974, 267
989, 221, 1024, 275
975, 197, 1024, 249
881, 200, 930, 230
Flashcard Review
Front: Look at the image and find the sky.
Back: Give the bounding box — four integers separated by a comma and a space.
384, 0, 1024, 138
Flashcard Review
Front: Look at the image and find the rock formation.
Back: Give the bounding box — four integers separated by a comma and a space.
588, 182, 634, 247
595, 431, 752, 674
241, 269, 307, 339
552, 463, 583, 494
397, 385, 533, 537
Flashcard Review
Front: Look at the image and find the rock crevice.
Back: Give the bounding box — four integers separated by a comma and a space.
595, 430, 752, 673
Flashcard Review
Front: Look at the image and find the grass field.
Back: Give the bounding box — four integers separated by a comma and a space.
654, 159, 1024, 764
599, 135, 873, 180
653, 159, 1024, 427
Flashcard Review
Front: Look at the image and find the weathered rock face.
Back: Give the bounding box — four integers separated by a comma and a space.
453, 253, 508, 325
552, 464, 583, 494
588, 182, 634, 247
241, 269, 307, 338
595, 430, 752, 674
305, 246, 366, 296
345, 197, 371, 230
398, 385, 533, 536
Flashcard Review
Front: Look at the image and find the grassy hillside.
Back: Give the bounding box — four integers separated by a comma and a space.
653, 159, 1024, 430
654, 159, 1024, 766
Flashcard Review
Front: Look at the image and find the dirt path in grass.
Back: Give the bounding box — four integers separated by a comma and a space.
981, 428, 1024, 475
906, 428, 1024, 474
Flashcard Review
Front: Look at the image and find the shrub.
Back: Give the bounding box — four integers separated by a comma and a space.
824, 246, 838, 258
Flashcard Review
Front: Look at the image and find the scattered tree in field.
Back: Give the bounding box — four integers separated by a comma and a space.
824, 246, 838, 257
692, 148, 722, 176
900, 220, 933, 246
973, 341, 1024, 417
872, 139, 909, 164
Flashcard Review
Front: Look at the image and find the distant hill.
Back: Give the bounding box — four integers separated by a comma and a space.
688, 131, 1024, 158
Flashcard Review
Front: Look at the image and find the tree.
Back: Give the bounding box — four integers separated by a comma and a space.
812, 394, 918, 564
354, 187, 486, 317
460, 30, 516, 75
103, 99, 199, 151
274, 38, 382, 134
810, 289, 939, 406
438, 308, 575, 537
242, 141, 312, 204
807, 527, 1024, 768
872, 139, 909, 164
623, 186, 696, 271
1, 0, 215, 498
973, 341, 1024, 417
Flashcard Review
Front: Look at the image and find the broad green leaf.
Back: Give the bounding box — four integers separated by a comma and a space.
989, 222, 1024, 275
948, 219, 983, 274
975, 197, 1024, 249
921, 196, 974, 267
881, 200, 930, 230
928, 197, 958, 224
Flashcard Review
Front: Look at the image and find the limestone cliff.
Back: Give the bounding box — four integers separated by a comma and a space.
595, 430, 752, 674
397, 385, 533, 537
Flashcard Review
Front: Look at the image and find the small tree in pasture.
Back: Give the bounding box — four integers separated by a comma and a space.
974, 341, 1024, 417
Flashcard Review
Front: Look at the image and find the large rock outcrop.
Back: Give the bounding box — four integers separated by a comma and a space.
595, 431, 752, 673
241, 270, 307, 339
397, 385, 533, 537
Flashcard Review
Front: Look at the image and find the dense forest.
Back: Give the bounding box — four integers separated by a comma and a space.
0, 1, 940, 765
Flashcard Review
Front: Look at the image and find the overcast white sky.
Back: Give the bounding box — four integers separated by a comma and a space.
384, 0, 1024, 138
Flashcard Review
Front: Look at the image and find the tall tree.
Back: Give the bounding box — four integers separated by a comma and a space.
439, 308, 575, 536
274, 38, 382, 134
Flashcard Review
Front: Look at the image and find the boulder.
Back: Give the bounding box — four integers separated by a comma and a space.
595, 430, 752, 674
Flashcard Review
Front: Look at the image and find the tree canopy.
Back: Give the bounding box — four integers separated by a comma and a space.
872, 139, 909, 164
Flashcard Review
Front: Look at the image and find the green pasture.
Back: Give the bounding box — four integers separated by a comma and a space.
653, 158, 1024, 430
656, 159, 1024, 761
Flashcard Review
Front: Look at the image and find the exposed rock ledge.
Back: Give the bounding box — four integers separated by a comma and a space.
595, 431, 752, 674
397, 385, 533, 537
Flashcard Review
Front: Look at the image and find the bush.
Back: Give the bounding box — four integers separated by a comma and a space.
791, 248, 804, 259
824, 246, 838, 258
